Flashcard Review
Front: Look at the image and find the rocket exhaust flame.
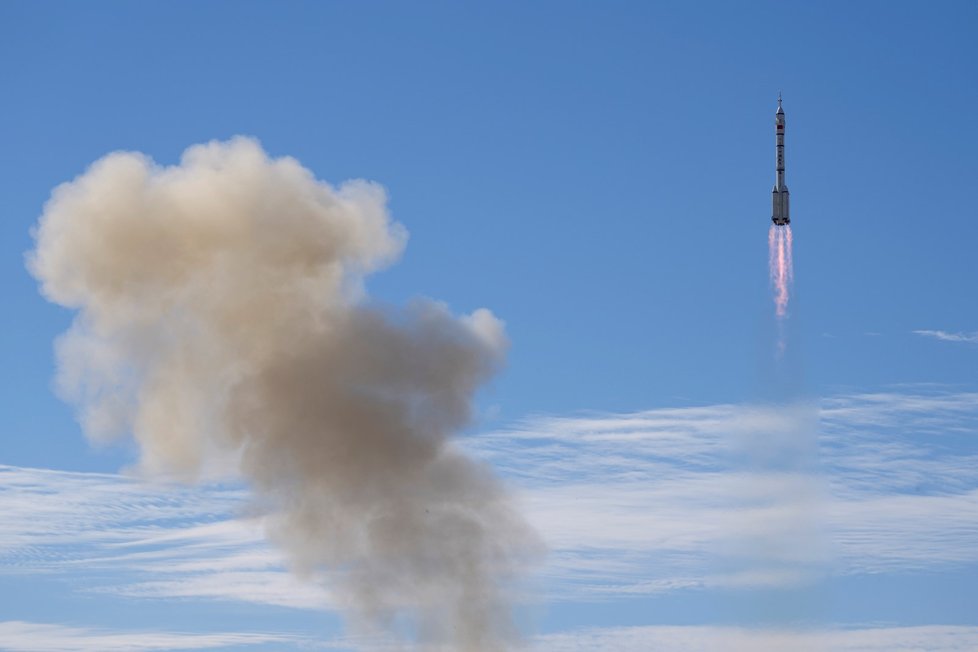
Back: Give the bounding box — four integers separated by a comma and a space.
769, 224, 793, 319
784, 226, 795, 283
28, 138, 539, 650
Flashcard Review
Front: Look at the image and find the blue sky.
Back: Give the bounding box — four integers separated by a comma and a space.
1, 1, 977, 650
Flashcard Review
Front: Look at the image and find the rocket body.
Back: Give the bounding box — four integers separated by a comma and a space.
772, 96, 790, 226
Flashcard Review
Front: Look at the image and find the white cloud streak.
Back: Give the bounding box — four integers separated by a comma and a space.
534, 625, 978, 652
914, 329, 978, 344
6, 621, 977, 652
0, 621, 300, 652
0, 465, 331, 609
469, 389, 978, 598
2, 389, 977, 610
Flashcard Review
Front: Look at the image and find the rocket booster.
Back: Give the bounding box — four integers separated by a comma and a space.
772, 95, 790, 226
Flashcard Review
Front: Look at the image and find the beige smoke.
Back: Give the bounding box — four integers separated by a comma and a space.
29, 137, 537, 649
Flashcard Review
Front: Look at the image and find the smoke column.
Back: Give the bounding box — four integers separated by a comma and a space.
28, 137, 538, 650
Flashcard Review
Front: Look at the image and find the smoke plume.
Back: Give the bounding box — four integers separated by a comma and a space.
29, 137, 537, 649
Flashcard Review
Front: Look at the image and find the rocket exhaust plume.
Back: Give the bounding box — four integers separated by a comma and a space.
28, 137, 538, 649
769, 223, 793, 319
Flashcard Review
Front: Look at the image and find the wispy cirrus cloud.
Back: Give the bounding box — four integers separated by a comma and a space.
1, 388, 977, 612
0, 621, 302, 652
534, 624, 978, 652
9, 621, 977, 652
914, 329, 978, 344
470, 389, 978, 597
0, 465, 331, 609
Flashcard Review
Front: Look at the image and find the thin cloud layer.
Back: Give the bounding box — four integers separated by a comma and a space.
470, 389, 978, 596
3, 389, 977, 613
0, 464, 323, 609
0, 621, 299, 652
7, 621, 978, 652
535, 625, 978, 652
914, 330, 978, 344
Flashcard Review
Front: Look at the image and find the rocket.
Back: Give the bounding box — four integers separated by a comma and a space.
772, 94, 790, 226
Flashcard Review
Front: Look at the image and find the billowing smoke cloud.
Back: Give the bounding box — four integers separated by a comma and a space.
29, 137, 538, 649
